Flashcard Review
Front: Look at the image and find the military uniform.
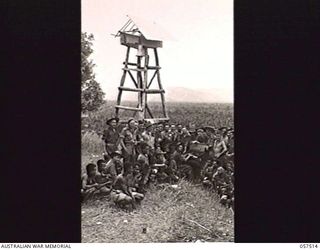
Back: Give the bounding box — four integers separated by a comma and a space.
137, 153, 151, 191
102, 126, 120, 156
119, 126, 137, 163
141, 130, 155, 149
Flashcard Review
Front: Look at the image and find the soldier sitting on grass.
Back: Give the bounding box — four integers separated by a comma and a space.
201, 159, 215, 189
105, 150, 123, 181
219, 180, 234, 208
211, 166, 229, 194
81, 163, 110, 202
136, 142, 151, 193
110, 162, 144, 210
153, 147, 169, 183
95, 159, 113, 195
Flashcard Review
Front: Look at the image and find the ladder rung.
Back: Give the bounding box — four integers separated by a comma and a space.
145, 89, 165, 94
115, 105, 143, 112
119, 87, 143, 92
122, 67, 146, 72
123, 62, 137, 66
118, 87, 165, 94
147, 66, 161, 70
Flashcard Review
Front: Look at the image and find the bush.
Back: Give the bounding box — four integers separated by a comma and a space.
82, 130, 104, 159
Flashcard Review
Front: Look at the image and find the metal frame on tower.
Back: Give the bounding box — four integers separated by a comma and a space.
112, 17, 169, 123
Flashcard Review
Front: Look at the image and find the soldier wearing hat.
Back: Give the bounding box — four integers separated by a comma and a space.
102, 117, 120, 157
195, 128, 209, 143
188, 123, 197, 141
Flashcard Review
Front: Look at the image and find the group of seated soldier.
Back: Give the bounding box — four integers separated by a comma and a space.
81, 117, 234, 210
81, 151, 145, 209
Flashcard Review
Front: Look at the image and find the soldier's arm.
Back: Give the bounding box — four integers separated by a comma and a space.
101, 129, 106, 141
96, 174, 113, 188
117, 176, 130, 195
109, 165, 118, 180
102, 129, 111, 142
221, 140, 227, 152
118, 128, 126, 148
82, 175, 98, 190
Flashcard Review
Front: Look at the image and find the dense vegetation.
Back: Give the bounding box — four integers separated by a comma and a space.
82, 101, 233, 135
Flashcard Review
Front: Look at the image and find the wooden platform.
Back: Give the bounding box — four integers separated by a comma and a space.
120, 33, 162, 48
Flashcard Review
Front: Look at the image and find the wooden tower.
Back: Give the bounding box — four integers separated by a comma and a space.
113, 17, 169, 123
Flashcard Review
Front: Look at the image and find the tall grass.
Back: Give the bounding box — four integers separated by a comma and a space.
82, 101, 234, 134
81, 130, 105, 174
82, 179, 234, 242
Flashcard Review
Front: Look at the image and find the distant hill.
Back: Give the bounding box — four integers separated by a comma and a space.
155, 86, 233, 103
106, 86, 233, 103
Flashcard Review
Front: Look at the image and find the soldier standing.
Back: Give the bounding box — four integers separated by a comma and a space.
102, 117, 120, 157
119, 118, 138, 163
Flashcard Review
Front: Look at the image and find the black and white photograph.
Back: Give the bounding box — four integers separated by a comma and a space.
3, 0, 320, 246
81, 0, 233, 243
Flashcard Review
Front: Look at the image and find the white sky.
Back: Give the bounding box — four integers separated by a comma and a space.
82, 0, 233, 102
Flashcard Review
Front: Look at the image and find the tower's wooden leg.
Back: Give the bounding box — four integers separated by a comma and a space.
136, 55, 143, 121
142, 50, 149, 119
115, 46, 130, 118
154, 48, 168, 119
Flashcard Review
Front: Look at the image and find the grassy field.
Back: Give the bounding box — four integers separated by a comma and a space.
82, 101, 233, 135
82, 180, 234, 243
81, 101, 234, 242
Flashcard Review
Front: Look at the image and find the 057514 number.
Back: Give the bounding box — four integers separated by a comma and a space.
300, 244, 318, 248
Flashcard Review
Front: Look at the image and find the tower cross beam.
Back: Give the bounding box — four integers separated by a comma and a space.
114, 19, 169, 122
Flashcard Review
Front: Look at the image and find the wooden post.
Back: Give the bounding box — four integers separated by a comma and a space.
143, 49, 149, 119
116, 46, 130, 118
136, 54, 143, 121
154, 48, 168, 118
115, 32, 168, 122
146, 104, 154, 118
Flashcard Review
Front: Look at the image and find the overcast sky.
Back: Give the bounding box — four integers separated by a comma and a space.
82, 0, 233, 102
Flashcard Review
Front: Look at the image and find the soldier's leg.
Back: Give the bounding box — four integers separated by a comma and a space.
82, 187, 98, 202
181, 164, 192, 180
220, 194, 228, 206
118, 193, 133, 203
132, 191, 144, 201
99, 186, 111, 195
202, 178, 212, 188
110, 190, 120, 204
188, 159, 202, 183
